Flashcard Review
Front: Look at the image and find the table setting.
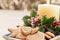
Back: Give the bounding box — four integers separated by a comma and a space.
1, 9, 60, 40
0, 0, 60, 40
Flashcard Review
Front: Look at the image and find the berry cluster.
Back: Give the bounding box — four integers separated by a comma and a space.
27, 17, 41, 27
52, 21, 60, 27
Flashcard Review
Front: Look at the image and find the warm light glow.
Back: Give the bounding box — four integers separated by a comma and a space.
38, 4, 59, 20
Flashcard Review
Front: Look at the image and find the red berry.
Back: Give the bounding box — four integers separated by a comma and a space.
30, 17, 41, 27
43, 25, 47, 29
31, 17, 35, 22
37, 19, 41, 23
52, 21, 59, 27
35, 18, 41, 23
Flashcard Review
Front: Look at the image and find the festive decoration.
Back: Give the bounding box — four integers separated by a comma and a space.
23, 9, 60, 40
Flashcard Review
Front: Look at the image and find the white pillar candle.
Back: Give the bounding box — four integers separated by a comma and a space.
38, 4, 60, 20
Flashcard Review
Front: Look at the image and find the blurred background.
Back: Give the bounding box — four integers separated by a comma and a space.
0, 0, 60, 10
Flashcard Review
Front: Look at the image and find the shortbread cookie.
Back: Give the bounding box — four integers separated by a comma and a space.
45, 32, 55, 37
21, 27, 32, 35
26, 32, 44, 40
31, 27, 39, 34
8, 28, 15, 33
16, 33, 26, 39
45, 34, 52, 39
10, 30, 18, 38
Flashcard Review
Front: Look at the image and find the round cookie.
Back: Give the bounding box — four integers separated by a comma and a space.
21, 27, 32, 35
31, 27, 39, 34
16, 33, 26, 39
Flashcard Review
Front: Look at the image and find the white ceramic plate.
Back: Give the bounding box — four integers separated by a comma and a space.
3, 32, 44, 40
3, 33, 19, 40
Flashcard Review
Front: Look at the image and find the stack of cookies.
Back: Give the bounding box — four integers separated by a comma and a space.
8, 26, 44, 40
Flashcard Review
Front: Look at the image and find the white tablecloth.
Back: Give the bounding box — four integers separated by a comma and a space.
0, 10, 29, 40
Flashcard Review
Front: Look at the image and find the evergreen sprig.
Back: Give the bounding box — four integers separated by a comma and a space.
23, 15, 31, 26
41, 15, 55, 27
23, 9, 37, 26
